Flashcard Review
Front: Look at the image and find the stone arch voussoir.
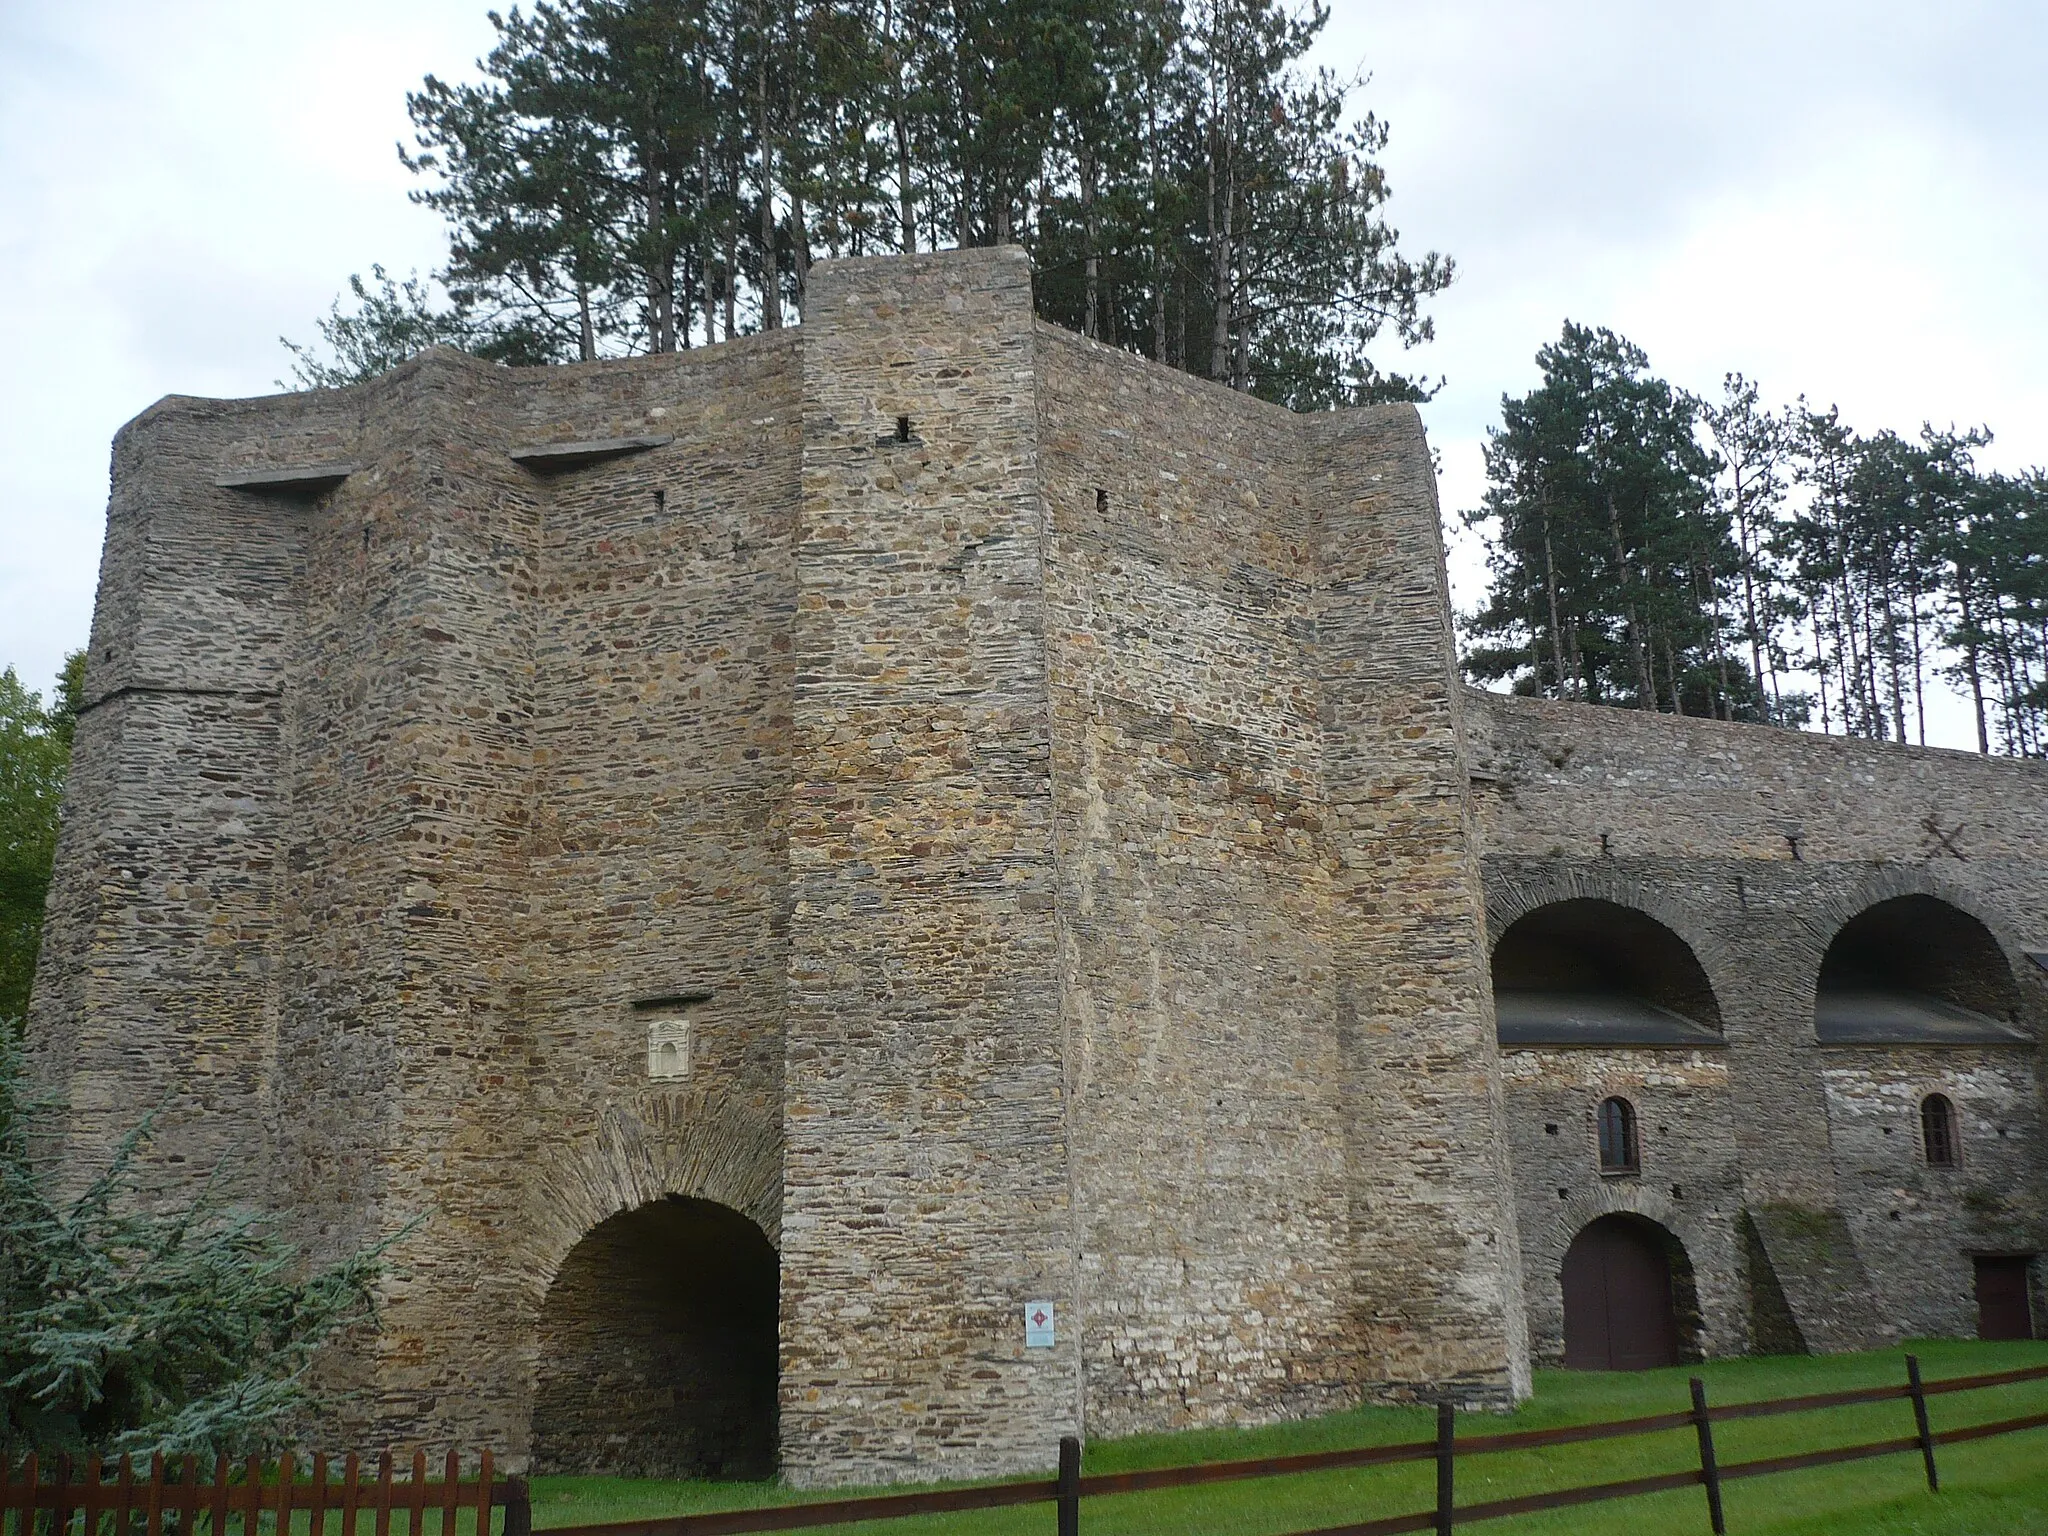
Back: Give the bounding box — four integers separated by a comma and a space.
1544, 1183, 1683, 1259
511, 1101, 783, 1310
1484, 866, 1736, 1001
1797, 866, 2031, 983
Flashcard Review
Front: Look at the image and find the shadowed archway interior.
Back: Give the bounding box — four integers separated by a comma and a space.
1816, 895, 2027, 1044
1492, 898, 1722, 1046
533, 1196, 779, 1478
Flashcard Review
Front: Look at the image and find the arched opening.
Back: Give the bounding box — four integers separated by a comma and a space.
1921, 1093, 1960, 1167
1816, 896, 2027, 1044
533, 1196, 778, 1478
1493, 899, 1721, 1046
1597, 1097, 1640, 1173
1561, 1214, 1698, 1370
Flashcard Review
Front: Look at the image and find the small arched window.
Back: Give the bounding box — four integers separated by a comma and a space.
1598, 1097, 1640, 1173
1921, 1093, 1959, 1168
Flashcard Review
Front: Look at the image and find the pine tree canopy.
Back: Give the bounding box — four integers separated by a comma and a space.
283, 0, 1451, 409
1464, 322, 1738, 717
0, 654, 82, 1027
1465, 327, 2048, 755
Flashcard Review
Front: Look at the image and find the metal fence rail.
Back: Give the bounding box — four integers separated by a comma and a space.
549, 1355, 2048, 1536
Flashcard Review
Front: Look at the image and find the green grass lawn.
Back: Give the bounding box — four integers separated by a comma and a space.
530, 1340, 2048, 1536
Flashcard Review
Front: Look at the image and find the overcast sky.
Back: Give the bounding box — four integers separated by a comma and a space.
3, 1, 2043, 747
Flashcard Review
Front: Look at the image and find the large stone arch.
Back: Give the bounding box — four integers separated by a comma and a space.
1484, 866, 1740, 1000
1801, 870, 2034, 1039
532, 1194, 780, 1477
1484, 871, 1725, 1041
510, 1100, 783, 1307
503, 1102, 785, 1475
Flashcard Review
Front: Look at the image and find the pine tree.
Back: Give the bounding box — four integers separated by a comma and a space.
1465, 323, 1737, 715
287, 0, 1450, 405
0, 655, 82, 1028
0, 1035, 391, 1457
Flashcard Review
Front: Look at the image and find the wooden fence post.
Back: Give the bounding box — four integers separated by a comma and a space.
1906, 1354, 1939, 1493
1434, 1401, 1455, 1536
475, 1452, 494, 1536
440, 1450, 462, 1536
18, 1450, 38, 1536
1690, 1377, 1725, 1536
1056, 1437, 1081, 1536
501, 1479, 530, 1536
208, 1455, 230, 1536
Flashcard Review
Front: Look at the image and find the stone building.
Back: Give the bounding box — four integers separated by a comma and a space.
27, 245, 2047, 1485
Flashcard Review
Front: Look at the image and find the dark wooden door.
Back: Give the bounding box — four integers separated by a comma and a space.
1976, 1256, 2035, 1340
1562, 1216, 1681, 1370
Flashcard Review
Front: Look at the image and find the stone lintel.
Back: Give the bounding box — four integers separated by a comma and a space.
215, 462, 358, 494
509, 435, 674, 472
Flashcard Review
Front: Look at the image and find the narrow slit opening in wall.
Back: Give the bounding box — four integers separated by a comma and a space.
633, 993, 710, 1012
1095, 488, 1107, 515
896, 415, 912, 443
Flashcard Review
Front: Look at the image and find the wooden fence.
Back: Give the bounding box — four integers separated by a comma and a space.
0, 1451, 530, 1536
4, 1355, 2044, 1536
543, 1354, 2048, 1536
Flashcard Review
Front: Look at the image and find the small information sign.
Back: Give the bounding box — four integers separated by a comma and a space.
1023, 1300, 1056, 1348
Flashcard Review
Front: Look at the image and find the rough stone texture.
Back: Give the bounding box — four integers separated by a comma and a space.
531, 1198, 778, 1478
1819, 1049, 2046, 1338
1033, 325, 1529, 1426
775, 250, 1077, 1482
28, 247, 2047, 1487
1469, 694, 2048, 1355
1499, 1046, 1746, 1365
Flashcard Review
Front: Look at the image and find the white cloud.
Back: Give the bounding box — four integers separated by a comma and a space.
1316, 0, 2046, 747
1, 0, 2042, 749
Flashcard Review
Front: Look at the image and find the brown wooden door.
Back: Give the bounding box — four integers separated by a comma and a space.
1975, 1256, 2035, 1340
1561, 1216, 1681, 1370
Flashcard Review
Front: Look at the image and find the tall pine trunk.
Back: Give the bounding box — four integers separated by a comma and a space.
576, 282, 596, 363
1539, 495, 1569, 698
789, 175, 812, 317
1081, 147, 1099, 339
1148, 89, 1166, 363
757, 28, 781, 331
887, 0, 916, 255
1606, 490, 1654, 707
646, 170, 675, 353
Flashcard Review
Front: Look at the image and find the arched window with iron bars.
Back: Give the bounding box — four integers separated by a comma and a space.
1598, 1096, 1640, 1173
1921, 1092, 1960, 1168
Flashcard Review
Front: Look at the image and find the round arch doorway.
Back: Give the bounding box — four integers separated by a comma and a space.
533, 1195, 778, 1478
1561, 1214, 1694, 1370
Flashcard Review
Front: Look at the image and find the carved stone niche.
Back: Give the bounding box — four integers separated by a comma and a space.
644, 1016, 692, 1081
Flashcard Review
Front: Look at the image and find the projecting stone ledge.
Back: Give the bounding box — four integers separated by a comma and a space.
509, 434, 674, 472
214, 462, 358, 494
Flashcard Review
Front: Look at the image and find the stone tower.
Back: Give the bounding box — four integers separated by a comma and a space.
32, 245, 1536, 1483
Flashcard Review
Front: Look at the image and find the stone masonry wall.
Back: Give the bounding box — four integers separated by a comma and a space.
1309, 409, 1530, 1402
501, 337, 801, 1460
1469, 693, 2048, 1348
1500, 1047, 1747, 1365
33, 338, 807, 1465
1820, 1048, 2044, 1338
43, 246, 2048, 1493
29, 385, 344, 1202
1035, 327, 1355, 1434
776, 249, 1078, 1482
